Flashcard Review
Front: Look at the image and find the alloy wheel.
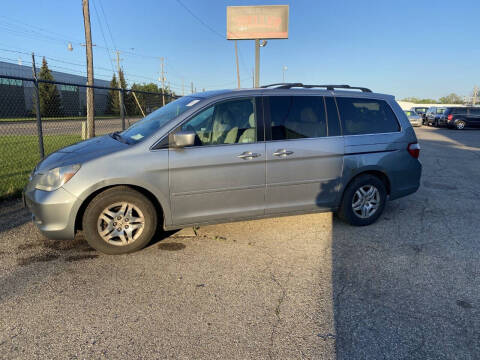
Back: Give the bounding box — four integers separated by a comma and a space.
97, 202, 145, 246
351, 185, 380, 219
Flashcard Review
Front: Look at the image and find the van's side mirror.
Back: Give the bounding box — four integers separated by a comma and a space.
172, 130, 196, 148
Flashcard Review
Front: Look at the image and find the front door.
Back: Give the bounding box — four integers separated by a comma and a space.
264, 95, 344, 214
169, 97, 266, 225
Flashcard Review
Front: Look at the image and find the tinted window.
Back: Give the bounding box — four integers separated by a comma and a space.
336, 97, 400, 135
452, 108, 467, 115
181, 98, 256, 146
469, 108, 480, 115
268, 96, 327, 140
325, 97, 341, 136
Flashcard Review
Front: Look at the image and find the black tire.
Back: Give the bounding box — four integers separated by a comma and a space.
82, 186, 157, 255
337, 174, 387, 226
455, 120, 466, 130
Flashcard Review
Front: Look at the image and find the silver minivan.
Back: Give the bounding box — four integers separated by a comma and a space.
25, 84, 422, 254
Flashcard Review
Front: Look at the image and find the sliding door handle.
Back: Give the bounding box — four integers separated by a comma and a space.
273, 149, 294, 157
237, 151, 261, 160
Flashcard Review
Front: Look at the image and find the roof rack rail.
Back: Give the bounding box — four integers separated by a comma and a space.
260, 83, 304, 89
260, 83, 372, 92
303, 84, 372, 93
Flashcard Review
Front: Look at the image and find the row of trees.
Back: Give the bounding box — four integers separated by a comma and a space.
402, 93, 464, 104
34, 57, 176, 117
106, 71, 176, 116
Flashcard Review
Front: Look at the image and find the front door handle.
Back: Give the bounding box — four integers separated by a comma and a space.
273, 149, 294, 157
237, 151, 261, 160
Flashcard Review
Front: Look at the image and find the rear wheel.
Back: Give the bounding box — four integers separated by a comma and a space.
455, 120, 466, 130
82, 186, 157, 254
337, 174, 387, 226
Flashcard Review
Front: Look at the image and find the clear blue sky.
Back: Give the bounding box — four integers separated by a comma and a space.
0, 0, 478, 99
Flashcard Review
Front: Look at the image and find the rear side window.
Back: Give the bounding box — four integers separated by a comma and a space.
268, 96, 327, 140
336, 97, 400, 135
469, 108, 480, 115
452, 108, 466, 115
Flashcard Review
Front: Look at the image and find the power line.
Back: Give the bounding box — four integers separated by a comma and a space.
174, 0, 251, 80
92, 0, 116, 75
98, 0, 117, 51
175, 0, 225, 39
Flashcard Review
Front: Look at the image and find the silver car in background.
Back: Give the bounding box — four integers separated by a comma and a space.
404, 110, 422, 127
25, 84, 422, 255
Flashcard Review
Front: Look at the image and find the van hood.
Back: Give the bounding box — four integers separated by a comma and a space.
35, 134, 128, 173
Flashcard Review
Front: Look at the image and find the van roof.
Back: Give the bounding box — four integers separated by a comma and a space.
193, 84, 394, 100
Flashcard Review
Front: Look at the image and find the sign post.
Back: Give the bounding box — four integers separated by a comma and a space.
227, 5, 289, 87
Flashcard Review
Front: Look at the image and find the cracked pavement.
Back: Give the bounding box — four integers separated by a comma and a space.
0, 127, 479, 359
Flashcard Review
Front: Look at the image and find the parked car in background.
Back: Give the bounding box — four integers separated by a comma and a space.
426, 107, 446, 127
410, 107, 429, 124
404, 110, 422, 127
444, 106, 480, 129
24, 83, 422, 255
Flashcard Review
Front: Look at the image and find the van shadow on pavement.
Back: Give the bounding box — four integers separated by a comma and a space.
330, 130, 480, 358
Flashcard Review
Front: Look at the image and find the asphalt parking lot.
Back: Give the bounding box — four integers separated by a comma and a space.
0, 126, 479, 359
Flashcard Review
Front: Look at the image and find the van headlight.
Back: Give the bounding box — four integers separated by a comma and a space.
32, 164, 81, 191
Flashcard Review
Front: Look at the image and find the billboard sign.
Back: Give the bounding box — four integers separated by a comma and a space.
227, 5, 289, 40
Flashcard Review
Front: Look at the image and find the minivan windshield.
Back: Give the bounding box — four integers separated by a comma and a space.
120, 96, 201, 144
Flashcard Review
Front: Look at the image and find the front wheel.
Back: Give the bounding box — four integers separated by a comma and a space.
337, 174, 387, 226
82, 186, 157, 254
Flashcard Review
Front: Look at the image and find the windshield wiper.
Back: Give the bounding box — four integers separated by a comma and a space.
110, 131, 127, 144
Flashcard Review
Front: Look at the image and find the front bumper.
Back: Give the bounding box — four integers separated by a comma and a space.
24, 186, 80, 240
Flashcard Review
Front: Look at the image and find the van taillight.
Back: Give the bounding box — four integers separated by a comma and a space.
408, 143, 420, 159
447, 114, 453, 121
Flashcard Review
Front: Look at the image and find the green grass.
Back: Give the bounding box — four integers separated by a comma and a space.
0, 115, 118, 122
0, 134, 82, 200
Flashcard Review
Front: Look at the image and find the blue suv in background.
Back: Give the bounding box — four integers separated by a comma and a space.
444, 107, 480, 129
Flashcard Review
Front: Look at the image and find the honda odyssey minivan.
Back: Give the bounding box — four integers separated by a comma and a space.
25, 84, 422, 254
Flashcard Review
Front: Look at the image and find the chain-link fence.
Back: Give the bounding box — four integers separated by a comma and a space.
0, 74, 179, 200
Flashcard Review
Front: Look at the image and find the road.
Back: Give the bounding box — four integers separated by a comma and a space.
0, 117, 140, 136
0, 127, 479, 359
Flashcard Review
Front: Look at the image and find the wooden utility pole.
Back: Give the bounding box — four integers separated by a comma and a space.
116, 50, 125, 129
235, 40, 240, 88
191, 81, 194, 94
82, 0, 95, 138
160, 57, 165, 106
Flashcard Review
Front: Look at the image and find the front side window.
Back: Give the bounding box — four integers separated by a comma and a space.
122, 96, 200, 144
268, 96, 327, 140
181, 98, 256, 146
336, 97, 400, 135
